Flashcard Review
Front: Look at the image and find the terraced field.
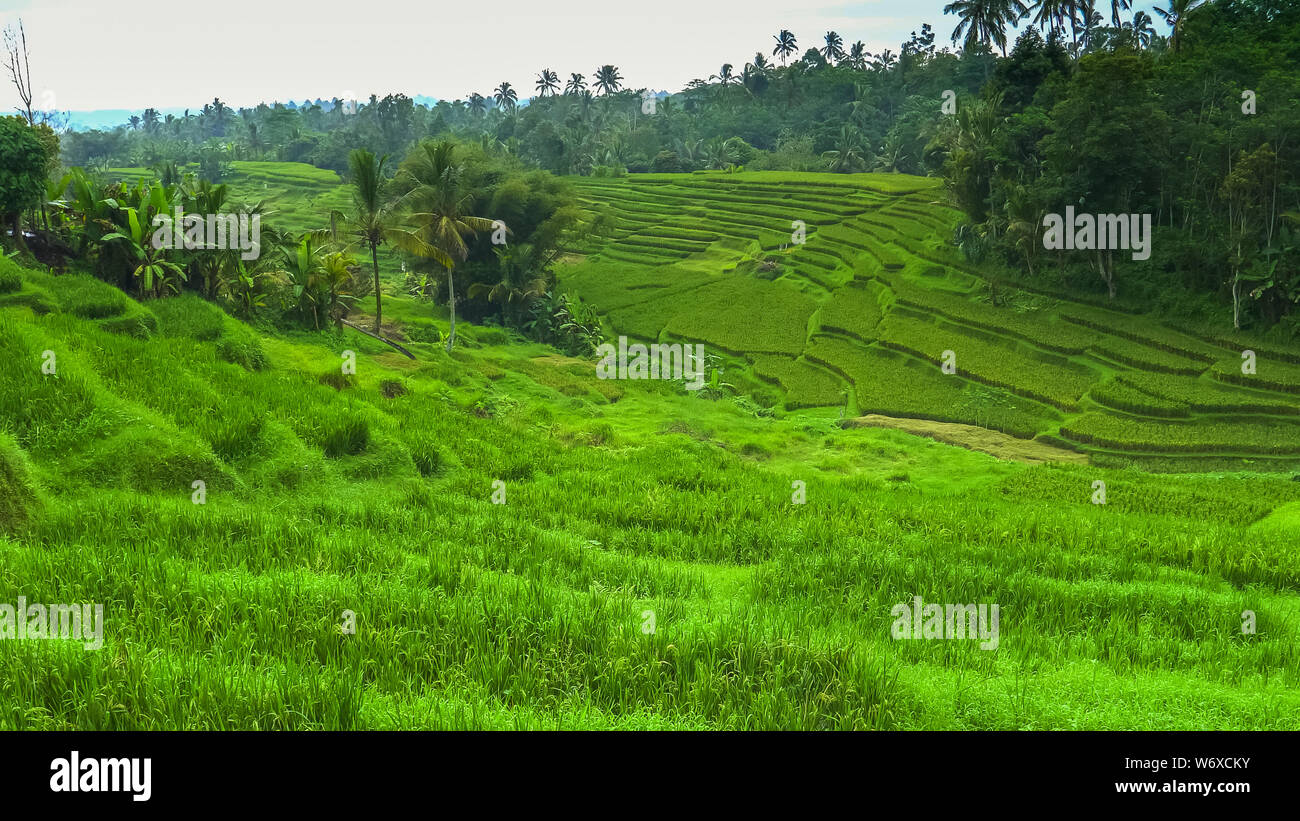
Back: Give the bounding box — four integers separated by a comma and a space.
560, 171, 1300, 468
105, 162, 352, 235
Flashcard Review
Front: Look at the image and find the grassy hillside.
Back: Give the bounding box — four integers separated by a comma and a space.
560, 171, 1300, 469
1, 253, 1299, 729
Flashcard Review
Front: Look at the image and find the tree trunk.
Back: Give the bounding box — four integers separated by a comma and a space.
371, 244, 382, 334
445, 266, 457, 352
1232, 270, 1241, 330
9, 212, 26, 253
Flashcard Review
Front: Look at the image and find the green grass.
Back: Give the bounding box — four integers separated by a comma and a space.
6, 170, 1300, 730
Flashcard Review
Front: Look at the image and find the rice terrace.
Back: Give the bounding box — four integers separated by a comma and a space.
0, 0, 1298, 752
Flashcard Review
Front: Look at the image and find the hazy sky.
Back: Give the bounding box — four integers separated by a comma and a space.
1, 0, 1166, 112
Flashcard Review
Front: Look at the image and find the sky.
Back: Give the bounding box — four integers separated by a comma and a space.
0, 0, 1168, 113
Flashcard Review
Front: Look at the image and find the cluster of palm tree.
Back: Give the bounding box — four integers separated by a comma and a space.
42, 141, 509, 349
944, 0, 1180, 56
42, 166, 366, 327
476, 65, 627, 118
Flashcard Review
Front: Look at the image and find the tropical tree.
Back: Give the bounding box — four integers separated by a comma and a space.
821, 31, 845, 64
1107, 0, 1132, 26
565, 73, 587, 95
469, 243, 549, 326
535, 68, 560, 97
772, 29, 798, 66
944, 0, 1029, 57
847, 41, 869, 70
0, 115, 45, 252
101, 192, 187, 299
493, 82, 518, 112
467, 93, 487, 116
822, 125, 871, 172
1127, 10, 1155, 48
330, 149, 420, 333
393, 140, 494, 352
1028, 0, 1076, 41
594, 65, 623, 96
1152, 0, 1205, 53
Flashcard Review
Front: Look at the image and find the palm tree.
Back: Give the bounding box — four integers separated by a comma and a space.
594, 65, 623, 95
1128, 10, 1155, 48
820, 31, 845, 64
467, 93, 487, 116
847, 41, 869, 70
711, 64, 739, 104
535, 68, 560, 97
1107, 0, 1132, 26
565, 73, 587, 95
330, 149, 420, 334
1029, 0, 1075, 42
944, 0, 1029, 57
822, 125, 871, 172
772, 29, 798, 66
1153, 0, 1205, 53
469, 243, 548, 326
394, 140, 495, 352
493, 82, 518, 112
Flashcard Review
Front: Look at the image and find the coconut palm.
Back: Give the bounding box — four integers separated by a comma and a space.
493, 82, 518, 112
1029, 0, 1076, 41
1153, 0, 1205, 52
535, 68, 560, 97
1127, 10, 1155, 48
847, 41, 869, 70
822, 125, 871, 172
594, 65, 623, 95
467, 93, 487, 116
1107, 0, 1132, 26
820, 31, 845, 64
469, 243, 549, 326
393, 140, 495, 352
330, 149, 423, 334
772, 29, 798, 66
944, 0, 1029, 57
565, 73, 587, 95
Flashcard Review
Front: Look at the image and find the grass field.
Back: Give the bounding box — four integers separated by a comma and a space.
560, 171, 1300, 468
4, 165, 1299, 730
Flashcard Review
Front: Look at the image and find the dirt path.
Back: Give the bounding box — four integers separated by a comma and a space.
844, 414, 1090, 465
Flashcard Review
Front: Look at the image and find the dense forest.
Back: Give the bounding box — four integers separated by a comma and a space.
4, 0, 1298, 338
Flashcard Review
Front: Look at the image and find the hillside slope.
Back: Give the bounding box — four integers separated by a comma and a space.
1, 255, 1299, 729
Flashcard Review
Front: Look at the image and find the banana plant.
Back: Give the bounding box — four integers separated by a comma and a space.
101, 204, 186, 298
